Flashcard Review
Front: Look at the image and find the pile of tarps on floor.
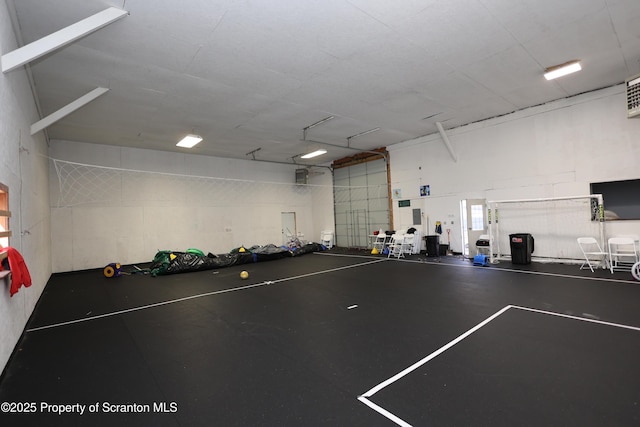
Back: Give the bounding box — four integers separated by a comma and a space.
149, 243, 325, 276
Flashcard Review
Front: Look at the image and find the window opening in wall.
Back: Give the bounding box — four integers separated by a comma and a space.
461, 199, 487, 259
471, 204, 484, 231
0, 183, 10, 248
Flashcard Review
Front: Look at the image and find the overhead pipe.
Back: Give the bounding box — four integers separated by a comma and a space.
436, 122, 458, 162
247, 155, 333, 171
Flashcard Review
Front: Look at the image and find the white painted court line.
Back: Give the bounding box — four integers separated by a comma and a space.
357, 396, 412, 427
269, 258, 385, 284
360, 305, 513, 398
26, 258, 385, 333
315, 252, 384, 260
319, 251, 639, 284
510, 304, 640, 332
479, 265, 639, 285
358, 304, 640, 426
26, 280, 274, 333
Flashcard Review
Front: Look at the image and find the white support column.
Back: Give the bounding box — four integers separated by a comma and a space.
436, 121, 458, 162
2, 7, 128, 73
30, 87, 109, 135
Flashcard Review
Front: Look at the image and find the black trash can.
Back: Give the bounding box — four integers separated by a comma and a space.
426, 235, 440, 257
509, 233, 534, 264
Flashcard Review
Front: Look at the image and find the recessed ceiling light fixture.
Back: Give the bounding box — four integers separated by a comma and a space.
544, 60, 581, 80
301, 149, 327, 159
176, 134, 202, 148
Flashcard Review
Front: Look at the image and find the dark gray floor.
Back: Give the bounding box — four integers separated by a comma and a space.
1, 251, 639, 426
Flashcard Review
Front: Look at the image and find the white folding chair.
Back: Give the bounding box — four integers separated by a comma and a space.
387, 234, 406, 259
402, 232, 416, 255
577, 237, 609, 272
608, 237, 639, 273
372, 232, 387, 253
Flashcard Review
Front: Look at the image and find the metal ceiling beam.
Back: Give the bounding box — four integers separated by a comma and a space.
2, 7, 128, 73
30, 87, 109, 135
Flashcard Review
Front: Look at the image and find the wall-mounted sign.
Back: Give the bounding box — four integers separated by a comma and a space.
398, 200, 410, 208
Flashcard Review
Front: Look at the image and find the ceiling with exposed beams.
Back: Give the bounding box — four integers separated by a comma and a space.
5, 0, 640, 166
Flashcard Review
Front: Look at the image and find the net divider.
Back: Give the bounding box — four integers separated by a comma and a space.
51, 158, 381, 190
50, 158, 384, 208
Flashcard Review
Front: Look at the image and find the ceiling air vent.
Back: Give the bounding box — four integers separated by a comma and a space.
626, 73, 640, 118
295, 169, 308, 185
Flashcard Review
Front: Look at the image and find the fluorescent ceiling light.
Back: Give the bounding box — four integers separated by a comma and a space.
176, 134, 202, 148
544, 60, 581, 80
301, 149, 327, 159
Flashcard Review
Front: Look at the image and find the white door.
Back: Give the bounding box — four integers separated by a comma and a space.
281, 212, 296, 245
461, 199, 487, 258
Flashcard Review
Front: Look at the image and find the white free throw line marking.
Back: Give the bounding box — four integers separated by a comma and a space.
27, 258, 384, 333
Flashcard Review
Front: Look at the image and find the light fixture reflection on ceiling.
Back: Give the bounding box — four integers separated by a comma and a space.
301, 149, 327, 159
544, 60, 581, 80
176, 134, 203, 148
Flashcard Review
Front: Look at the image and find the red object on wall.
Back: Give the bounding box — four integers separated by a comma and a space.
0, 247, 32, 297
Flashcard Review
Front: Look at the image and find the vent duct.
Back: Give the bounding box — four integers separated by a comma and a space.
626, 73, 640, 118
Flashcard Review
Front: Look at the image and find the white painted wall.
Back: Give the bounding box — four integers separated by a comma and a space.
48, 140, 335, 272
388, 85, 640, 253
389, 85, 640, 252
48, 85, 640, 269
0, 4, 52, 374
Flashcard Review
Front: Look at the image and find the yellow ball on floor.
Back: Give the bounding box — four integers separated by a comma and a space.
240, 270, 249, 279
